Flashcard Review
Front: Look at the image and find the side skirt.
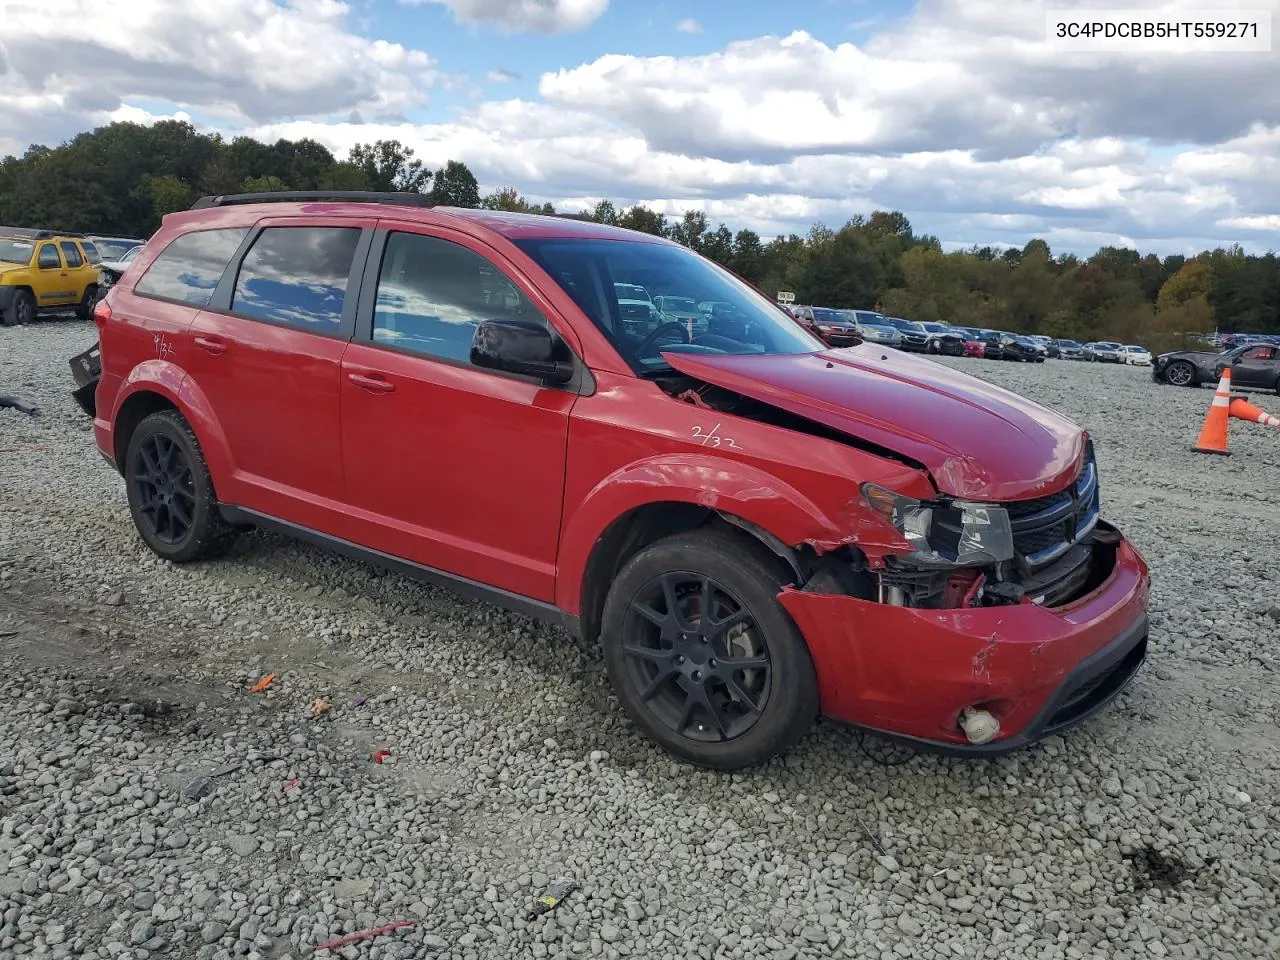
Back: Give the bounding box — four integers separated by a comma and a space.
218, 505, 581, 637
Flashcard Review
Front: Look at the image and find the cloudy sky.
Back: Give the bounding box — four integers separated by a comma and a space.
0, 0, 1277, 255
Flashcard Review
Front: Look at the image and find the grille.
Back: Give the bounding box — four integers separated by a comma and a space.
1005, 441, 1099, 571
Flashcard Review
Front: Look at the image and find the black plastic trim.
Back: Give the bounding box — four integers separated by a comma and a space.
837, 612, 1148, 757
218, 506, 581, 636
192, 191, 434, 210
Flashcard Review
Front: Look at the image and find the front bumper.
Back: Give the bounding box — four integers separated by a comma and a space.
816, 328, 861, 347
778, 534, 1149, 755
898, 336, 929, 351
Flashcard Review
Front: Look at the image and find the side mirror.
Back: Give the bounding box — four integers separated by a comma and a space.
470, 319, 574, 385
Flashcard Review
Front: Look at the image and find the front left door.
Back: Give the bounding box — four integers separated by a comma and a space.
339, 225, 579, 602
33, 242, 74, 306
1233, 345, 1277, 388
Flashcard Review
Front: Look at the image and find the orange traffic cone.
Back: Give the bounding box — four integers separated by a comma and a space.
1229, 396, 1280, 427
1192, 368, 1232, 455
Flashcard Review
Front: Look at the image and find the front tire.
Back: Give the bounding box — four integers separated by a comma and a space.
600, 529, 819, 770
76, 286, 98, 321
3, 289, 34, 326
124, 410, 235, 563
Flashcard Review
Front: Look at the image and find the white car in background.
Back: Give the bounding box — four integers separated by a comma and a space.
1124, 345, 1152, 365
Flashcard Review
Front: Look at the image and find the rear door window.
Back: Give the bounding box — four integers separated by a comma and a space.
231, 227, 362, 332
135, 228, 251, 306
59, 241, 83, 267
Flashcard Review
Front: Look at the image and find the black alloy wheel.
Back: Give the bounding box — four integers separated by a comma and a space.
600, 529, 819, 769
1164, 361, 1195, 386
124, 410, 235, 562
621, 571, 772, 743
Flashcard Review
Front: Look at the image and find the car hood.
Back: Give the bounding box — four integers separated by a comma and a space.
0, 262, 26, 277
661, 347, 1085, 501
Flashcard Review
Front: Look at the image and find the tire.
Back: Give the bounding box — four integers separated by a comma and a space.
600, 528, 819, 770
124, 410, 236, 563
76, 286, 98, 321
3, 288, 34, 326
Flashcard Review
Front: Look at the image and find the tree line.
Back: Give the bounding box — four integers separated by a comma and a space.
1, 120, 1275, 347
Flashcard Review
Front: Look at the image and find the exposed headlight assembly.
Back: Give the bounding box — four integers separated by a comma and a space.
861, 483, 1015, 568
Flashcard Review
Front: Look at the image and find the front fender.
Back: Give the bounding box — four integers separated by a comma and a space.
554, 453, 847, 614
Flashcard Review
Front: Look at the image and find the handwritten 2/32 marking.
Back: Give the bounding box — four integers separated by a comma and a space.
691, 423, 740, 449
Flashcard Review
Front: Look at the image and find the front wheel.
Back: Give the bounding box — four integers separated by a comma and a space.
3, 288, 34, 326
600, 529, 819, 770
75, 286, 98, 321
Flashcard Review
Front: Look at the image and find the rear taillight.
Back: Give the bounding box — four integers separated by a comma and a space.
93, 298, 111, 329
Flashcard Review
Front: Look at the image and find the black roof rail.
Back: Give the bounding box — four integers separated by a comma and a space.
189, 191, 435, 210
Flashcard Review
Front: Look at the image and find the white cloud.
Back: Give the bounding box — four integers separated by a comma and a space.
400, 0, 608, 33
486, 67, 520, 83
676, 18, 701, 34
0, 0, 1277, 256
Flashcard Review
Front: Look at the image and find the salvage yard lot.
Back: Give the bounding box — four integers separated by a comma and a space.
2, 321, 1279, 960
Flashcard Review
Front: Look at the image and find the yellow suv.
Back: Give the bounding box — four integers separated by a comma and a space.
0, 231, 102, 326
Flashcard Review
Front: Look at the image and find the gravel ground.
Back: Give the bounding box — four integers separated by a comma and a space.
2, 320, 1279, 960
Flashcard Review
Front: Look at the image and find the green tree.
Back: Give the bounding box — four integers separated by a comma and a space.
348, 140, 430, 193
590, 199, 618, 225
617, 204, 666, 236
430, 160, 480, 207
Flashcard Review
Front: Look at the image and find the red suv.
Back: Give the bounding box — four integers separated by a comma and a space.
84, 191, 1150, 770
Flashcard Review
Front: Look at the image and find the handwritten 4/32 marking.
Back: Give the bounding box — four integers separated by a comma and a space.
153, 333, 173, 361
691, 423, 740, 449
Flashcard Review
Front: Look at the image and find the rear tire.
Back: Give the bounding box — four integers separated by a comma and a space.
600, 528, 819, 770
3, 289, 34, 326
124, 410, 236, 563
76, 286, 98, 321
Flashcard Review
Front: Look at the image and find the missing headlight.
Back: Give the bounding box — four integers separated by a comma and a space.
861, 483, 1015, 568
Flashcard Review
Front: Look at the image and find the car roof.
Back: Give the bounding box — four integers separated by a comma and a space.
167, 201, 672, 245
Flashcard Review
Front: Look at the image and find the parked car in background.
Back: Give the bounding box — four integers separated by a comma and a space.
881, 316, 930, 352
1055, 339, 1085, 360
94, 244, 144, 303
1123, 345, 1151, 366
791, 305, 863, 347
1090, 342, 1126, 363
983, 333, 1044, 362
653, 295, 706, 336
842, 310, 903, 348
80, 190, 1151, 768
615, 282, 658, 335
0, 230, 102, 325
1152, 342, 1280, 391
87, 235, 147, 264
1027, 335, 1059, 359
917, 322, 968, 356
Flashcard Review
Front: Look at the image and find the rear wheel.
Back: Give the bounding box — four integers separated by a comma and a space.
3, 289, 34, 326
600, 529, 819, 770
124, 410, 236, 563
76, 285, 98, 321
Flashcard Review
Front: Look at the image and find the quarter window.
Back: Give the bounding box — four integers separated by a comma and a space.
135, 228, 250, 306
59, 242, 83, 267
1244, 346, 1275, 360
37, 244, 61, 269
372, 232, 548, 364
231, 227, 361, 331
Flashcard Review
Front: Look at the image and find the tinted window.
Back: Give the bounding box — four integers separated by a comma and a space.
59, 242, 83, 267
231, 227, 360, 330
373, 232, 548, 364
37, 244, 60, 269
135, 228, 250, 305
517, 237, 820, 373
80, 241, 101, 263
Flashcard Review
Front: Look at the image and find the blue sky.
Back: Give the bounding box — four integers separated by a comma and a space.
1, 0, 1277, 255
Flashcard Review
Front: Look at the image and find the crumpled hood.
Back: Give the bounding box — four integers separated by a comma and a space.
662, 346, 1086, 501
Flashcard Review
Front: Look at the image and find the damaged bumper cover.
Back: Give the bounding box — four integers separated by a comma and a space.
69, 342, 101, 417
778, 534, 1149, 755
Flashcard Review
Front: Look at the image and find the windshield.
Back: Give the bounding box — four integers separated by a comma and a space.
1059, 340, 1081, 348
1127, 345, 1145, 352
883, 317, 924, 332
919, 322, 949, 333
811, 307, 847, 324
850, 310, 886, 326
120, 245, 142, 263
614, 282, 651, 302
515, 237, 823, 373
94, 239, 141, 261
0, 238, 33, 264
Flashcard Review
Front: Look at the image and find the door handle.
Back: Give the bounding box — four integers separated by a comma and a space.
348, 372, 395, 394
194, 336, 227, 355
